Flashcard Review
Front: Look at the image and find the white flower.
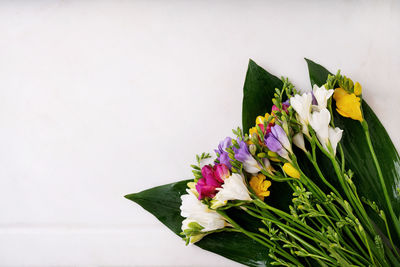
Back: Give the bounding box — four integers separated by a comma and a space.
214, 173, 252, 204
292, 132, 307, 152
180, 190, 226, 232
263, 158, 274, 174
309, 108, 331, 145
312, 85, 334, 111
242, 156, 261, 174
290, 93, 312, 135
328, 127, 343, 154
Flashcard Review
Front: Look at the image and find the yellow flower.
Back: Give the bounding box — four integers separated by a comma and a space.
256, 113, 275, 125
249, 174, 271, 201
354, 82, 362, 96
249, 126, 257, 136
283, 163, 300, 179
333, 88, 363, 122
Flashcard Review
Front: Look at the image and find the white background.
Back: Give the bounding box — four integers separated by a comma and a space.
0, 0, 399, 266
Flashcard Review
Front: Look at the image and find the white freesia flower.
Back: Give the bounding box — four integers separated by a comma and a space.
290, 93, 312, 135
292, 132, 307, 152
328, 127, 343, 154
242, 157, 262, 174
180, 189, 226, 232
262, 158, 275, 175
309, 108, 331, 145
214, 173, 252, 204
312, 85, 334, 111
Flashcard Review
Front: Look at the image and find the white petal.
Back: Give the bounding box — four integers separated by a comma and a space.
290, 93, 312, 124
263, 158, 271, 168
328, 127, 343, 154
293, 132, 307, 152
215, 173, 252, 202
313, 85, 334, 111
309, 108, 331, 147
243, 157, 261, 174
290, 93, 312, 137
180, 190, 226, 232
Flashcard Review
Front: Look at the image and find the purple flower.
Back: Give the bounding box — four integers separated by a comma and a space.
233, 140, 251, 162
264, 125, 291, 160
271, 125, 291, 152
233, 141, 261, 174
265, 133, 284, 153
215, 137, 232, 154
215, 137, 233, 169
219, 151, 232, 169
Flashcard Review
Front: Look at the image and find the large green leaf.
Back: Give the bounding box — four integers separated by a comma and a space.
242, 59, 283, 133
125, 180, 271, 267
242, 60, 292, 211
305, 58, 400, 244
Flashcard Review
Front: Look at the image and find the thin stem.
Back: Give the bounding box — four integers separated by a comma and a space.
362, 120, 400, 240
305, 150, 341, 198
216, 210, 303, 266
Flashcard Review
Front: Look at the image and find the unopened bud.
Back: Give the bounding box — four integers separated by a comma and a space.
249, 144, 257, 155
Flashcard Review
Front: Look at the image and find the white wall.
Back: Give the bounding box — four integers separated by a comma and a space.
0, 0, 399, 266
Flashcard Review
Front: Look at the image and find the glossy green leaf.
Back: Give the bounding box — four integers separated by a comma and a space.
241, 60, 292, 212
305, 58, 400, 244
125, 180, 271, 267
242, 59, 283, 134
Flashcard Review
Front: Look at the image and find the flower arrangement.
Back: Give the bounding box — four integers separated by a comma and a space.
126, 59, 400, 266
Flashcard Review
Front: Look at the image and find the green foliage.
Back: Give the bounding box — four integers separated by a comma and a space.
242, 59, 283, 133
126, 59, 400, 266
305, 58, 400, 245
125, 181, 271, 267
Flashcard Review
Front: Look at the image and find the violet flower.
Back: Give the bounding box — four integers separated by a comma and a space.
214, 137, 233, 169
233, 141, 261, 174
264, 125, 292, 160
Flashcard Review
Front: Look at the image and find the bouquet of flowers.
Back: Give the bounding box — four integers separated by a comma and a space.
126, 59, 400, 266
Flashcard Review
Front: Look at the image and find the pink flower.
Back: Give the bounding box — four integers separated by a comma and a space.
195, 164, 230, 200
271, 100, 290, 115
214, 164, 230, 182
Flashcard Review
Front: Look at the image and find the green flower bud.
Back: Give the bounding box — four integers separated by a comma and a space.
249, 144, 257, 155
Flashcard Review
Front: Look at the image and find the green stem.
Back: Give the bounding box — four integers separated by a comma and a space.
305, 150, 342, 198
216, 210, 302, 266
328, 155, 377, 265
362, 120, 400, 240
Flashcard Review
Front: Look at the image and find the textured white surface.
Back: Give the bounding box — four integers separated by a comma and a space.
0, 0, 399, 266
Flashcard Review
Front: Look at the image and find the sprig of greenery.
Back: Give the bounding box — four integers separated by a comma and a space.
190, 152, 211, 180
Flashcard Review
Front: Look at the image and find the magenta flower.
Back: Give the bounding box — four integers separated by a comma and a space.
214, 164, 230, 181
272, 100, 290, 114
195, 164, 229, 200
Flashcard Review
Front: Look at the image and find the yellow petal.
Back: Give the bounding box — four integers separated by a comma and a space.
333, 88, 348, 102
249, 127, 257, 136
249, 174, 271, 201
256, 116, 266, 125
334, 89, 363, 122
283, 163, 301, 179
354, 82, 362, 96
